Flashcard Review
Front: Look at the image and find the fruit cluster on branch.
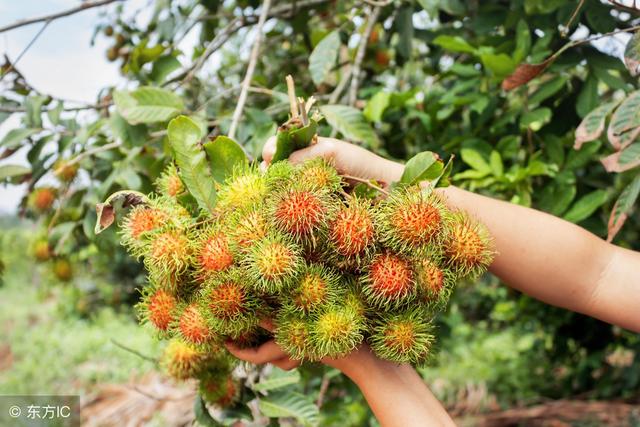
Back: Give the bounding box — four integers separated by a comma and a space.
118, 154, 494, 408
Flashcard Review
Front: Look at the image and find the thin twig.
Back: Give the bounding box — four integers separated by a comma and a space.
562, 0, 586, 37
349, 5, 381, 106
111, 339, 158, 364
286, 75, 299, 119
362, 0, 393, 6
342, 174, 390, 196
608, 0, 640, 15
57, 141, 122, 172
1, 21, 51, 80
228, 0, 273, 140
0, 0, 124, 33
329, 68, 352, 104
316, 374, 331, 408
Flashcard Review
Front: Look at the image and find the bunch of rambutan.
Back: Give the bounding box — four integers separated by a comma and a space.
111, 144, 494, 408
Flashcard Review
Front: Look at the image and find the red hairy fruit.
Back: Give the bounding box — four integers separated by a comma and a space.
297, 159, 342, 192
156, 164, 184, 197
275, 311, 315, 360
206, 280, 247, 319
362, 252, 415, 308
445, 211, 494, 278
272, 188, 329, 241
146, 230, 192, 275
195, 228, 233, 277
329, 197, 375, 259
161, 339, 207, 380
53, 258, 73, 282
145, 289, 177, 332
370, 309, 434, 364
178, 304, 211, 345
122, 206, 168, 248
415, 259, 445, 299
29, 187, 56, 212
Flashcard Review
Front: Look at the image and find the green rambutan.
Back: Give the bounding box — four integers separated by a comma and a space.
376, 187, 448, 254
327, 197, 376, 263
156, 163, 185, 197
361, 252, 416, 309
199, 374, 239, 407
216, 167, 267, 212
33, 239, 52, 262
311, 305, 365, 358
200, 269, 259, 338
176, 303, 213, 346
227, 207, 269, 250
137, 288, 178, 335
143, 229, 193, 281
270, 186, 334, 245
193, 225, 234, 279
28, 187, 56, 213
275, 309, 316, 360
286, 263, 340, 313
244, 233, 303, 293
296, 158, 342, 193
265, 160, 295, 189
445, 211, 494, 278
52, 258, 73, 282
161, 338, 207, 380
369, 308, 434, 364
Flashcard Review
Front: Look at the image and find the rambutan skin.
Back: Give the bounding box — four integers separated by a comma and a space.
414, 257, 455, 308
445, 211, 495, 279
33, 239, 52, 262
243, 233, 303, 294
226, 207, 269, 250
310, 305, 365, 358
161, 338, 208, 380
216, 166, 267, 212
275, 309, 316, 361
198, 373, 239, 407
369, 308, 434, 364
52, 258, 73, 282
327, 197, 376, 264
285, 263, 340, 313
143, 229, 193, 282
156, 163, 184, 197
137, 288, 178, 335
361, 252, 416, 309
28, 187, 57, 213
53, 160, 79, 183
175, 303, 213, 346
296, 158, 342, 193
192, 225, 235, 279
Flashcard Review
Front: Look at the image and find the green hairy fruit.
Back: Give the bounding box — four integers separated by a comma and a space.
106, 147, 494, 405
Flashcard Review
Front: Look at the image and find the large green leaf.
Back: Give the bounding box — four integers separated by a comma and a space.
309, 30, 340, 86
563, 189, 608, 223
608, 90, 640, 143
193, 395, 223, 427
252, 368, 301, 392
574, 101, 618, 149
363, 91, 391, 123
400, 151, 444, 185
110, 113, 147, 147
319, 105, 379, 148
114, 86, 184, 124
0, 128, 39, 150
460, 148, 491, 173
203, 135, 248, 183
167, 115, 216, 213
432, 35, 476, 54
520, 107, 551, 131
480, 53, 516, 77
258, 391, 319, 427
0, 164, 31, 181
619, 142, 640, 167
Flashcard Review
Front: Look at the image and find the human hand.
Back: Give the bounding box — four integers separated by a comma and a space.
261, 136, 404, 186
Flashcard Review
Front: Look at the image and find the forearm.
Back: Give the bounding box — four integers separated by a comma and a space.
334, 348, 455, 427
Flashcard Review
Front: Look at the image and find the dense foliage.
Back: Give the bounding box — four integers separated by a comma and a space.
1, 0, 640, 424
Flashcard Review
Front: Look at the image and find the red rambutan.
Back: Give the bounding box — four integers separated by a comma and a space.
271, 187, 332, 244
138, 288, 177, 333
177, 304, 212, 345
29, 187, 56, 213
194, 226, 234, 278
328, 197, 375, 261
361, 252, 416, 308
161, 338, 207, 380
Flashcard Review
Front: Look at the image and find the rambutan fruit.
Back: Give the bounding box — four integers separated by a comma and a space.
52, 258, 73, 282
199, 374, 239, 407
310, 305, 365, 358
53, 160, 79, 183
414, 257, 454, 308
270, 186, 334, 245
361, 252, 416, 309
137, 288, 178, 335
265, 160, 295, 190
376, 187, 448, 254
287, 263, 340, 313
33, 239, 52, 262
120, 204, 170, 253
244, 233, 303, 294
161, 338, 207, 380
227, 207, 269, 250
228, 326, 272, 349
296, 158, 342, 193
369, 309, 434, 364
327, 197, 376, 263
176, 303, 213, 346
444, 211, 494, 279
193, 225, 234, 279
275, 309, 316, 360
28, 187, 56, 213
200, 269, 259, 338
144, 229, 192, 280
156, 163, 184, 197
216, 167, 267, 212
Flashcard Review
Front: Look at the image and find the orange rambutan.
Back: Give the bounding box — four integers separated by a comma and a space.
138, 288, 177, 334
144, 230, 192, 279
361, 252, 416, 308
156, 163, 184, 197
328, 197, 375, 262
297, 158, 342, 193
193, 226, 234, 278
28, 187, 56, 213
33, 239, 52, 262
445, 211, 494, 278
288, 264, 339, 313
275, 310, 316, 360
414, 258, 454, 307
370, 309, 434, 364
53, 160, 79, 183
52, 258, 73, 282
227, 208, 269, 250
271, 187, 332, 244
120, 205, 169, 252
177, 304, 212, 345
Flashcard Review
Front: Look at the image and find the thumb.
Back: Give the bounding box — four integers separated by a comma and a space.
288, 142, 335, 165
262, 136, 277, 165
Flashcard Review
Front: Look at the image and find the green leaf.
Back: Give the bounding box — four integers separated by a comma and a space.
25, 95, 47, 128
460, 148, 491, 173
624, 30, 640, 77
110, 113, 147, 147
167, 115, 217, 213
576, 75, 598, 118
0, 128, 39, 150
608, 90, 640, 137
150, 55, 182, 84
272, 120, 318, 162
619, 142, 640, 166
364, 91, 391, 123
203, 135, 248, 183
396, 5, 414, 60
432, 35, 476, 54
0, 164, 31, 181
520, 107, 551, 131
574, 101, 618, 149
480, 53, 516, 77
489, 150, 504, 176
563, 190, 608, 223
258, 391, 319, 427
253, 368, 301, 392
513, 20, 531, 63
309, 30, 341, 86
47, 102, 63, 126
114, 86, 184, 124
529, 76, 567, 106
608, 175, 640, 241
319, 105, 379, 148
400, 151, 444, 185
193, 394, 222, 427
537, 182, 576, 216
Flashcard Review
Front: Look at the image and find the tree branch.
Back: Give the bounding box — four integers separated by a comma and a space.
0, 0, 125, 34
348, 5, 381, 106
228, 0, 273, 140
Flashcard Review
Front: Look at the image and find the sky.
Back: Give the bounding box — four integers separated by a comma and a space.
0, 0, 147, 213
